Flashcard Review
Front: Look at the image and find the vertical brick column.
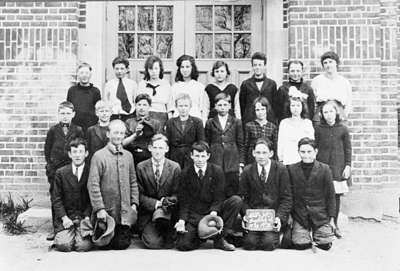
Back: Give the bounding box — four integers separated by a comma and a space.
287, 0, 400, 185
0, 1, 79, 203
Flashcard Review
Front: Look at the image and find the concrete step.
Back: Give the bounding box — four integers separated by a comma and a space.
16, 207, 52, 233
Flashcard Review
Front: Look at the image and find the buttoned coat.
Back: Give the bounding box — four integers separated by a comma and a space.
239, 161, 292, 224
51, 163, 91, 233
178, 163, 225, 225
287, 161, 336, 229
165, 116, 205, 169
136, 158, 181, 232
205, 115, 244, 173
86, 124, 109, 160
88, 143, 139, 226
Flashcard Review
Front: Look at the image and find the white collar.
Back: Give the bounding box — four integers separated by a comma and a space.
257, 160, 271, 175
194, 164, 207, 174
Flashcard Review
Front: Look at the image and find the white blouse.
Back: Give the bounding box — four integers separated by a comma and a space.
278, 117, 314, 165
137, 79, 173, 113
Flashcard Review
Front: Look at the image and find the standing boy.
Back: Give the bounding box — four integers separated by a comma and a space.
88, 120, 139, 250
104, 57, 137, 121
51, 138, 92, 252
136, 134, 181, 249
205, 93, 244, 197
67, 62, 101, 132
44, 101, 84, 241
287, 137, 336, 251
239, 138, 292, 250
239, 52, 279, 125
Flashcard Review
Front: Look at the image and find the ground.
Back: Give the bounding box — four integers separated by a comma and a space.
0, 219, 399, 271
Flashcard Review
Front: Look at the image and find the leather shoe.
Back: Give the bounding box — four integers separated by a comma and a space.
214, 237, 235, 251
46, 232, 55, 241
334, 228, 343, 239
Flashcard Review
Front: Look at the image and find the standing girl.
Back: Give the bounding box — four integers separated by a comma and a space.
315, 100, 352, 238
278, 97, 314, 165
205, 61, 241, 119
171, 54, 209, 124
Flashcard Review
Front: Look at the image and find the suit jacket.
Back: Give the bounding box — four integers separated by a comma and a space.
239, 75, 278, 125
51, 163, 91, 233
239, 161, 292, 224
287, 161, 336, 229
205, 115, 244, 173
136, 158, 181, 231
165, 116, 205, 169
178, 163, 225, 225
44, 123, 84, 178
86, 124, 109, 161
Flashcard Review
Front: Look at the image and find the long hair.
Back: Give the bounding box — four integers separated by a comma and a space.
175, 54, 199, 82
144, 55, 164, 81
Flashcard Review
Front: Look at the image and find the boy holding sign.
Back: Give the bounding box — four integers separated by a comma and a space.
239, 138, 292, 250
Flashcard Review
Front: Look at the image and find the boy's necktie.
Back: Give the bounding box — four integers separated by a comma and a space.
198, 169, 204, 180
154, 163, 161, 188
260, 166, 266, 183
117, 78, 131, 113
74, 166, 79, 180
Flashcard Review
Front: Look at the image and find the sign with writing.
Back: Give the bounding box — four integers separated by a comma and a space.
244, 209, 275, 231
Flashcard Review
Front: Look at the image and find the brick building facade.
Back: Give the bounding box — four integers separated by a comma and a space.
0, 0, 399, 204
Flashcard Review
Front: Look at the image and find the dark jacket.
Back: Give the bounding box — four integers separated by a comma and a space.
86, 124, 109, 161
239, 161, 292, 224
276, 79, 316, 122
178, 163, 225, 225
315, 122, 352, 181
239, 75, 278, 125
287, 161, 336, 229
165, 116, 205, 169
205, 115, 244, 173
51, 163, 91, 233
136, 158, 181, 232
44, 123, 84, 178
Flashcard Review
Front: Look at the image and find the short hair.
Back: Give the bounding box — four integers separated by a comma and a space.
67, 137, 87, 152
214, 92, 231, 104
288, 60, 304, 70
191, 141, 210, 154
253, 138, 273, 151
286, 96, 308, 118
211, 60, 230, 77
320, 100, 341, 124
108, 119, 126, 132
251, 52, 267, 65
144, 55, 164, 81
149, 133, 169, 146
175, 54, 199, 82
298, 137, 317, 150
112, 56, 129, 68
174, 93, 192, 107
77, 62, 92, 72
252, 96, 271, 113
135, 93, 152, 106
95, 100, 112, 111
58, 101, 74, 111
320, 51, 340, 67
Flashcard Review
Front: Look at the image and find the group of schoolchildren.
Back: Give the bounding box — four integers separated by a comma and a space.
44, 51, 352, 253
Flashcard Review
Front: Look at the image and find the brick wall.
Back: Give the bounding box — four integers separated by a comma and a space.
287, 0, 400, 185
0, 1, 79, 203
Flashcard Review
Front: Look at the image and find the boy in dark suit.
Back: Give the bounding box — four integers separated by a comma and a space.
205, 93, 244, 197
136, 134, 181, 249
51, 138, 92, 252
287, 137, 336, 251
240, 138, 292, 250
86, 100, 112, 161
44, 101, 84, 240
175, 141, 242, 251
165, 93, 205, 170
239, 52, 279, 125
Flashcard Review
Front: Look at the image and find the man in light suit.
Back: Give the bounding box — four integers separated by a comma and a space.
136, 134, 181, 249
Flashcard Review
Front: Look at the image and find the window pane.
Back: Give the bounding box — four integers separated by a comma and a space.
234, 33, 251, 58
196, 34, 212, 59
119, 6, 135, 31
234, 5, 251, 31
137, 34, 154, 58
157, 6, 173, 31
196, 6, 212, 31
138, 6, 154, 31
118, 33, 135, 58
215, 6, 232, 31
156, 34, 173, 58
215, 34, 232, 58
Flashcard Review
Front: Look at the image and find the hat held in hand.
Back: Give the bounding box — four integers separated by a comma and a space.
92, 212, 116, 247
198, 215, 224, 239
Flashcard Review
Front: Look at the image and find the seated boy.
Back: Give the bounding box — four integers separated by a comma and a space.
287, 137, 336, 251
136, 134, 181, 249
51, 138, 92, 252
239, 138, 292, 251
44, 101, 84, 240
